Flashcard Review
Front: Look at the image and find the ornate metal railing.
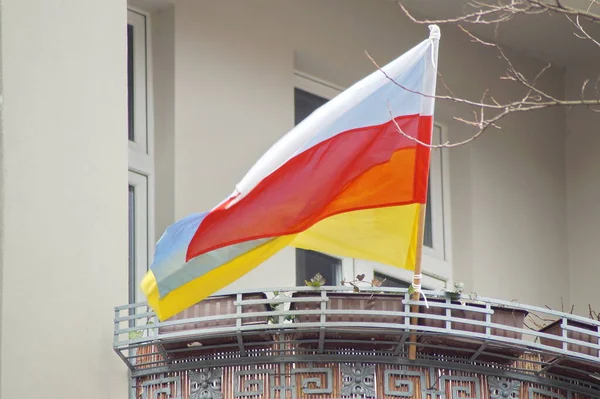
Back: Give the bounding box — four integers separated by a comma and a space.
114, 287, 600, 398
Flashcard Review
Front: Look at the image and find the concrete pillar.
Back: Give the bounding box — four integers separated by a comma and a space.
0, 0, 129, 397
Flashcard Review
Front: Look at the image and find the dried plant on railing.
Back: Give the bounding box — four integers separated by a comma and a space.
304, 272, 327, 288
439, 281, 465, 300
368, 0, 600, 148
525, 312, 555, 333
129, 305, 155, 340
589, 304, 600, 321
303, 272, 386, 292
268, 290, 295, 324
524, 300, 600, 341
340, 273, 385, 292
526, 298, 576, 334
303, 272, 387, 298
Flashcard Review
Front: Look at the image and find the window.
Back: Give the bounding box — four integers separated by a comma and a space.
292, 72, 451, 286
420, 124, 451, 280
373, 272, 411, 289
294, 81, 343, 284
295, 88, 328, 125
128, 9, 154, 303
293, 75, 345, 284
128, 10, 148, 155
423, 179, 433, 248
296, 250, 341, 286
128, 172, 149, 303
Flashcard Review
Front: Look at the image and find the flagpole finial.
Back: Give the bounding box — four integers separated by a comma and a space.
428, 25, 440, 40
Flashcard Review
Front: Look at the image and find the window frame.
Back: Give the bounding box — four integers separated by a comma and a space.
128, 8, 155, 303
293, 73, 346, 284
128, 171, 149, 303
295, 249, 342, 287
373, 271, 411, 289
420, 123, 453, 281
293, 71, 452, 286
128, 9, 149, 156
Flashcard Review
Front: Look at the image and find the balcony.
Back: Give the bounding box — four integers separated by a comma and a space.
114, 287, 600, 398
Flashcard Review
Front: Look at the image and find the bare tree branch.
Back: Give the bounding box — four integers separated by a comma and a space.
567, 14, 600, 49
399, 0, 600, 25
370, 1, 600, 148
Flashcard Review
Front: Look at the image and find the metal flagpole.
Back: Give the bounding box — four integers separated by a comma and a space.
408, 25, 440, 361
408, 204, 427, 360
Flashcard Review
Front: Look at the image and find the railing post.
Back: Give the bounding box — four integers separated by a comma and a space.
597, 324, 600, 360
394, 291, 412, 355
485, 303, 492, 338
561, 317, 568, 353
470, 303, 492, 362
445, 298, 451, 331
318, 290, 327, 353
277, 291, 285, 357
111, 287, 600, 392
236, 293, 246, 355
114, 307, 121, 347
152, 310, 171, 365
153, 311, 159, 338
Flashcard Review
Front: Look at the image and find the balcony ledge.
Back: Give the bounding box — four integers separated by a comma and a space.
114, 287, 600, 395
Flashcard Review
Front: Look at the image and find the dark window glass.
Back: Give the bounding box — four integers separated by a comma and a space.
294, 84, 434, 250
128, 185, 136, 304
294, 88, 329, 125
423, 179, 433, 248
296, 250, 340, 286
293, 83, 436, 279
374, 272, 411, 289
294, 88, 339, 285
127, 24, 135, 141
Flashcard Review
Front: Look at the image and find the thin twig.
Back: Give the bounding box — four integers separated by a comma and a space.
369, 2, 600, 148
399, 0, 600, 25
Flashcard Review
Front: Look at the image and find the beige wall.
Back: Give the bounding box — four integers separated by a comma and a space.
153, 5, 176, 237
155, 0, 572, 308
0, 0, 129, 398
171, 0, 298, 290
0, 1, 593, 396
566, 63, 600, 316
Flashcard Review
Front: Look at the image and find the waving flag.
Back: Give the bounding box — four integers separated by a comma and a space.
142, 26, 441, 320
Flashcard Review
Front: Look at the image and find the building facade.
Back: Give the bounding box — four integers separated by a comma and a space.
1, 0, 599, 398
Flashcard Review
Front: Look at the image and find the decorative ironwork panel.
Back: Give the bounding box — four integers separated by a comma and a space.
439, 375, 482, 399
141, 375, 182, 399
291, 365, 333, 395
132, 362, 600, 399
383, 369, 428, 397
189, 369, 223, 399
115, 286, 600, 396
233, 368, 276, 398
340, 363, 377, 397
528, 387, 565, 399
489, 377, 520, 399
